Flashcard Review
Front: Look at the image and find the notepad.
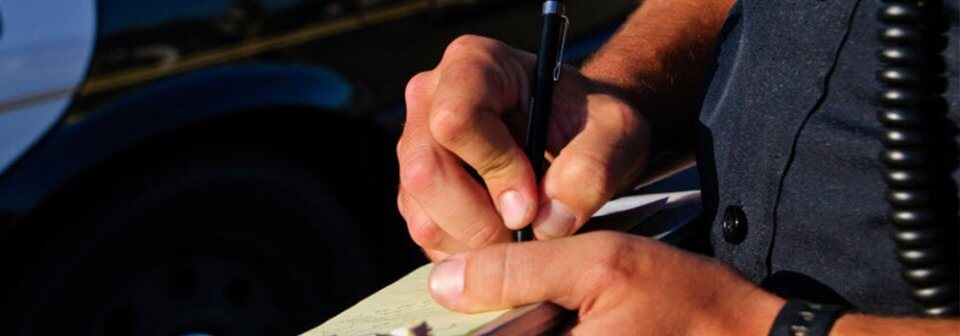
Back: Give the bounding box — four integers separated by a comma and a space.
304, 190, 700, 336
304, 263, 509, 336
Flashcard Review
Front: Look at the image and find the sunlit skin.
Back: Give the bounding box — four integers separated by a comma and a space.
397, 0, 960, 334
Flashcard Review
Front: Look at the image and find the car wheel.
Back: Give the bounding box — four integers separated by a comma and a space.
1, 144, 376, 335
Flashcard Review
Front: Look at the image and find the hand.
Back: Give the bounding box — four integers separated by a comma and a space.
427, 231, 785, 335
397, 35, 651, 259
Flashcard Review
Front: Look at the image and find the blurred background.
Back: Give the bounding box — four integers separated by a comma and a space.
0, 0, 636, 334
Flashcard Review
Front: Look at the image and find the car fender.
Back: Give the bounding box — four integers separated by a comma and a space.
0, 63, 354, 223
0, 0, 97, 176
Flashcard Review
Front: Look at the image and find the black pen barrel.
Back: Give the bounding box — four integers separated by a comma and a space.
517, 0, 566, 242
527, 6, 564, 179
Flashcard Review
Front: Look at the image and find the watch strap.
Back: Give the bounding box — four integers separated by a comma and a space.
768, 299, 848, 336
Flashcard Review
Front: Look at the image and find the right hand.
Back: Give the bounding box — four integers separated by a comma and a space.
397, 35, 651, 260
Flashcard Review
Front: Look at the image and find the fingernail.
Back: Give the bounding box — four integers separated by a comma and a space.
499, 190, 529, 229
534, 200, 575, 239
429, 258, 465, 301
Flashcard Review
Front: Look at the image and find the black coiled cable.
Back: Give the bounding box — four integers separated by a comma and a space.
877, 0, 959, 317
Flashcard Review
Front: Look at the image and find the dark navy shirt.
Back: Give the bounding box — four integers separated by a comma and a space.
696, 0, 959, 316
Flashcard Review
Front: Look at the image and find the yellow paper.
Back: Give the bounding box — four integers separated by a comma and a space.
303, 264, 509, 336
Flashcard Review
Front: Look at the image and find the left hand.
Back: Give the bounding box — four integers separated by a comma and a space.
427, 231, 785, 335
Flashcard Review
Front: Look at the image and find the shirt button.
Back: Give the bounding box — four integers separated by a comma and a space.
722, 206, 747, 244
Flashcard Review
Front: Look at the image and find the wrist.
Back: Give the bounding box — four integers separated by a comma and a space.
687, 279, 785, 336
731, 288, 786, 336
715, 287, 785, 336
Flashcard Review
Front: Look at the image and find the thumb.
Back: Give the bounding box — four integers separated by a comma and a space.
428, 232, 633, 313
534, 96, 650, 239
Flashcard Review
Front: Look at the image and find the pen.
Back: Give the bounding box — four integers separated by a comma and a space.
516, 0, 569, 242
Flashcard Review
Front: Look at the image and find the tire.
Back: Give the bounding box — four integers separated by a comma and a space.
0, 143, 377, 335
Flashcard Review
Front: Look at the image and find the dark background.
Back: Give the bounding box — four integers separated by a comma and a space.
0, 1, 638, 334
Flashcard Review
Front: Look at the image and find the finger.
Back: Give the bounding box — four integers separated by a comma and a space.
400, 70, 512, 248
399, 143, 513, 248
400, 193, 453, 262
428, 231, 638, 313
399, 71, 440, 147
428, 35, 538, 230
398, 188, 465, 254
533, 96, 650, 239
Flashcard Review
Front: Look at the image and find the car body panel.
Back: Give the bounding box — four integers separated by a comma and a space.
0, 64, 353, 216
0, 0, 96, 173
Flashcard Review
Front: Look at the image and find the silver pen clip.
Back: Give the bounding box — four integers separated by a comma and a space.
553, 13, 569, 82
543, 1, 569, 82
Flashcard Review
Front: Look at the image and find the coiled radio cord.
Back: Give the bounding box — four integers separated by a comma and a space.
877, 0, 959, 317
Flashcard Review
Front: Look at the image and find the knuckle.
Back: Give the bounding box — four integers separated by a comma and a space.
430, 103, 474, 148
405, 71, 433, 104
439, 43, 504, 86
445, 34, 489, 57
399, 147, 441, 195
408, 216, 445, 250
447, 35, 512, 62
607, 102, 641, 136
443, 61, 499, 89
441, 36, 519, 92
555, 152, 611, 200
441, 63, 508, 106
585, 233, 635, 289
587, 95, 642, 140
395, 137, 405, 159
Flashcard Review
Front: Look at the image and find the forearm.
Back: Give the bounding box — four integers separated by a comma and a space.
831, 314, 959, 335
580, 0, 735, 187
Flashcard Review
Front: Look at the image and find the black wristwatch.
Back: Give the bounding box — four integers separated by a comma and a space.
768, 299, 848, 336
